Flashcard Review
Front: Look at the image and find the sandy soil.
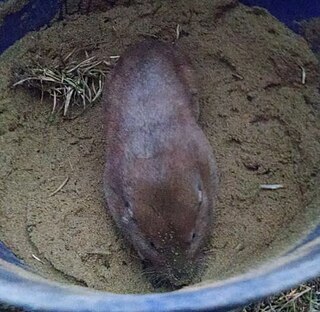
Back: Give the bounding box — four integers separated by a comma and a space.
0, 0, 320, 294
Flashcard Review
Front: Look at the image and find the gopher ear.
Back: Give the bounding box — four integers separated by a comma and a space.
198, 190, 203, 204
125, 201, 134, 217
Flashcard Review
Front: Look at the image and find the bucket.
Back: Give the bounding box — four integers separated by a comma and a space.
0, 1, 320, 311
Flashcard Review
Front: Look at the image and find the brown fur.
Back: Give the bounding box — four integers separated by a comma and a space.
103, 40, 218, 286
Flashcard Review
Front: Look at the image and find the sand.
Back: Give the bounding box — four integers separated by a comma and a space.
0, 0, 320, 294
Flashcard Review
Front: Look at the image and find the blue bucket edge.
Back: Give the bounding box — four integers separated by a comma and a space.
0, 234, 320, 312
1, 0, 320, 311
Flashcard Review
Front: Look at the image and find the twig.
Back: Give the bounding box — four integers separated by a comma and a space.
232, 73, 244, 80
176, 24, 181, 40
279, 287, 311, 311
49, 177, 69, 197
32, 254, 44, 264
300, 65, 306, 85
260, 184, 284, 190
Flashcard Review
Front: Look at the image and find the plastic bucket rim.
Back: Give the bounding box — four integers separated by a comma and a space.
0, 236, 319, 312
0, 1, 320, 310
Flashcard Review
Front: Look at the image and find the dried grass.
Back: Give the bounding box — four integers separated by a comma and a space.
13, 50, 112, 118
243, 279, 320, 312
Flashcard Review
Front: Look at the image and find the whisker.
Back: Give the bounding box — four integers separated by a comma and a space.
141, 270, 156, 277
142, 268, 157, 275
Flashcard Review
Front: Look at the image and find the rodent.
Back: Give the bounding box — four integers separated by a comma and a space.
103, 40, 218, 287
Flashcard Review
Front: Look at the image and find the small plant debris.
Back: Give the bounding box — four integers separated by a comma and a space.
49, 176, 69, 197
13, 50, 112, 118
260, 184, 284, 190
243, 279, 320, 312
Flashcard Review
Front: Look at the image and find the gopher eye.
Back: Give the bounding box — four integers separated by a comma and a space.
149, 241, 156, 249
188, 231, 196, 244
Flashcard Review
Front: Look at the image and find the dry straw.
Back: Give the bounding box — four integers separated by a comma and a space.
13, 50, 111, 118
